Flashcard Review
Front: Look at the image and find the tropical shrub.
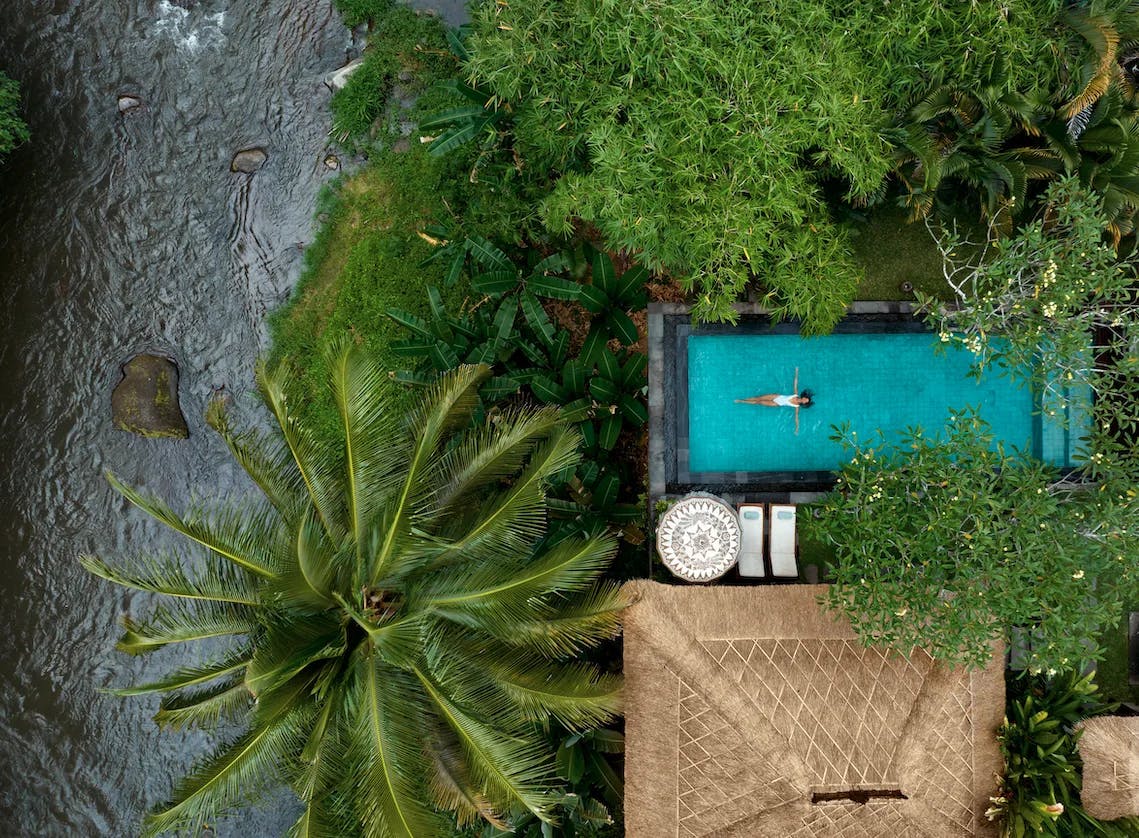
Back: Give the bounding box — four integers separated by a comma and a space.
329, 5, 443, 146
0, 70, 28, 159
387, 245, 649, 545
808, 407, 1139, 674
444, 0, 1071, 328
83, 348, 626, 836
888, 82, 1058, 227
888, 3, 1139, 240
989, 670, 1139, 837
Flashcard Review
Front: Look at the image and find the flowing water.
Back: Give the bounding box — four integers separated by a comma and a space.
0, 1, 462, 833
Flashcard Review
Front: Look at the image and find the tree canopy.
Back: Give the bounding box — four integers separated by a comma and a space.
461, 0, 1072, 329
84, 349, 625, 837
810, 408, 1139, 675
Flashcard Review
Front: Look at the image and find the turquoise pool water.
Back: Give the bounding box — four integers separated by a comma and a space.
686, 332, 1084, 473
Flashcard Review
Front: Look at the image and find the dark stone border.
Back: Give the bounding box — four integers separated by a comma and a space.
649, 301, 919, 499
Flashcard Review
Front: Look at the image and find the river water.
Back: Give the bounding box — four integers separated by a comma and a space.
0, 1, 459, 834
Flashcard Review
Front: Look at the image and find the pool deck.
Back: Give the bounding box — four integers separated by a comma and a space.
648, 300, 919, 503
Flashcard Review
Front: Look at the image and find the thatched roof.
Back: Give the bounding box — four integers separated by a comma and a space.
1078, 716, 1139, 821
622, 581, 1005, 837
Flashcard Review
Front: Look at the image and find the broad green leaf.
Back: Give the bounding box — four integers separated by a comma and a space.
472, 270, 519, 296
528, 274, 582, 300
530, 375, 566, 404
590, 250, 617, 297
597, 416, 622, 451
607, 310, 639, 346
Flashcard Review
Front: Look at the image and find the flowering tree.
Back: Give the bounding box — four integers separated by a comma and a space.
918, 178, 1139, 416
809, 408, 1139, 674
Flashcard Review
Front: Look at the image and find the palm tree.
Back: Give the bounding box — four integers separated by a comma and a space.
83, 346, 625, 837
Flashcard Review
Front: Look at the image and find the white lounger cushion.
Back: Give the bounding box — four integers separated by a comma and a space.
769, 504, 798, 578
737, 505, 765, 578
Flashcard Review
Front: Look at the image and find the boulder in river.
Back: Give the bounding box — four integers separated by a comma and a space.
230, 147, 267, 174
327, 57, 365, 91
117, 95, 143, 114
111, 354, 189, 439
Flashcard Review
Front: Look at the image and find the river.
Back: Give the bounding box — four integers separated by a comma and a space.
0, 1, 459, 833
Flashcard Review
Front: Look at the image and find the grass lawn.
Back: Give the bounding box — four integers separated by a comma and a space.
850, 205, 953, 301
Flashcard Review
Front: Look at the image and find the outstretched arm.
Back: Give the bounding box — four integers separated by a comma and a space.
793, 367, 799, 393
795, 405, 800, 435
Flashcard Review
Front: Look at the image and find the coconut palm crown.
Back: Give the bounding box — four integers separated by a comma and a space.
83, 347, 624, 837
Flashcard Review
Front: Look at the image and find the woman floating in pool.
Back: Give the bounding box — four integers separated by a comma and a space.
736, 367, 814, 433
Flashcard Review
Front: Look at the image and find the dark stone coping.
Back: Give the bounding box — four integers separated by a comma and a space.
648, 301, 920, 501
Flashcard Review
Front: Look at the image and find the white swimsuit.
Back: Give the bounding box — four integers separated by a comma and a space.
773, 394, 796, 407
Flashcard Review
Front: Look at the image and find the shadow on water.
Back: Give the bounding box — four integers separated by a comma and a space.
0, 0, 464, 833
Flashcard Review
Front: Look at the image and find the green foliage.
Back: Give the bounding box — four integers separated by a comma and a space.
386, 243, 649, 545
453, 726, 623, 837
989, 670, 1139, 837
330, 4, 446, 146
332, 0, 394, 30
0, 70, 28, 159
450, 0, 1069, 328
809, 407, 1139, 674
890, 83, 1058, 227
270, 15, 538, 434
85, 350, 626, 836
887, 5, 1139, 242
919, 178, 1139, 416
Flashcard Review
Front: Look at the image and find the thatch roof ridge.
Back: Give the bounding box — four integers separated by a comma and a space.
1078, 715, 1139, 821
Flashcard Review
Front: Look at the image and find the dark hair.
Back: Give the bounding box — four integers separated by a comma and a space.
799, 389, 814, 408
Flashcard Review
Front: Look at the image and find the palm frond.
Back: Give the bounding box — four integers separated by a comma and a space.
116, 602, 256, 655
258, 360, 347, 544
327, 341, 404, 570
154, 678, 253, 731
206, 397, 305, 516
483, 658, 622, 731
369, 364, 490, 582
414, 666, 554, 821
438, 633, 622, 730
142, 695, 313, 837
1063, 9, 1122, 119
422, 533, 617, 614
108, 647, 251, 696
422, 426, 581, 569
80, 553, 261, 606
425, 723, 509, 828
346, 656, 446, 838
106, 472, 281, 578
246, 611, 345, 699
491, 584, 627, 658
431, 406, 563, 512
287, 799, 354, 838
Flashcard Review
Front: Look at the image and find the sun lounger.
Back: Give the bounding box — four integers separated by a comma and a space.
769, 504, 798, 579
736, 504, 765, 578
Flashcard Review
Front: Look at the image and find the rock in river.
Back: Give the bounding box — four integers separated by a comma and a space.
230, 147, 267, 174
117, 95, 143, 114
111, 354, 189, 439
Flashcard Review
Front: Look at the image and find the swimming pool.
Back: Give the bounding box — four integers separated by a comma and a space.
686, 331, 1084, 473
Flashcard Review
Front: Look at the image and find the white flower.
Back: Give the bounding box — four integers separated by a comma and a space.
1073, 569, 1085, 580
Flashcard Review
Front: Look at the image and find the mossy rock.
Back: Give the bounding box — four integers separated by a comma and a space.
111, 354, 189, 439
